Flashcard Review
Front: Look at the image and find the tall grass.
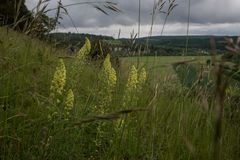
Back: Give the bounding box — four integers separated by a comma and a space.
1, 27, 240, 159
1, 0, 240, 159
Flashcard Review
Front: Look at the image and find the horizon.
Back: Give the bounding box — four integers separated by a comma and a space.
51, 31, 239, 39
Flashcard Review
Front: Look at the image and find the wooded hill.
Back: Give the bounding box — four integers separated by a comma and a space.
50, 32, 236, 56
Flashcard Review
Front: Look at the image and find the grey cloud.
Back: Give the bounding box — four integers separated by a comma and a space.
25, 0, 240, 36
56, 23, 240, 38
168, 0, 240, 24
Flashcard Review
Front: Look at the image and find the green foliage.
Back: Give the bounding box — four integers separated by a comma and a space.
0, 0, 32, 30
173, 63, 198, 88
172, 62, 212, 92
221, 37, 240, 82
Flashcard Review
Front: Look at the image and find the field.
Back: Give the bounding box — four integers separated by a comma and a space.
121, 56, 211, 76
1, 28, 240, 159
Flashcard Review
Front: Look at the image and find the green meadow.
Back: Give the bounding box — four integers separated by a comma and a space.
121, 56, 211, 76
0, 27, 240, 160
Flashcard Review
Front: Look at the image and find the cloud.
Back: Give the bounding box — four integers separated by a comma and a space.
169, 0, 240, 24
55, 22, 240, 38
25, 0, 240, 37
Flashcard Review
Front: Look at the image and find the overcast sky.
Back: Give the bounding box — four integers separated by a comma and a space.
26, 0, 240, 38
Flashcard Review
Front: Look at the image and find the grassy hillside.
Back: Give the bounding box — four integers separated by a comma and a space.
1, 27, 240, 159
0, 27, 59, 110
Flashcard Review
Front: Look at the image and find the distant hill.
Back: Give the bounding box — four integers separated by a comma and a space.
50, 32, 114, 47
50, 33, 236, 56
136, 35, 237, 50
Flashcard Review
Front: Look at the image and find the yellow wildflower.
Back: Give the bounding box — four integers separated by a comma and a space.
50, 59, 66, 102
123, 65, 138, 108
65, 89, 74, 111
103, 54, 117, 89
138, 67, 147, 89
96, 55, 117, 148
126, 65, 138, 91
77, 37, 91, 60
98, 54, 117, 111
64, 89, 74, 120
70, 38, 91, 90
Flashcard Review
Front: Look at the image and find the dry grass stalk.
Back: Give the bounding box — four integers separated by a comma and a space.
211, 38, 228, 160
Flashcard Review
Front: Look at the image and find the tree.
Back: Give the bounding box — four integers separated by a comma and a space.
0, 0, 32, 30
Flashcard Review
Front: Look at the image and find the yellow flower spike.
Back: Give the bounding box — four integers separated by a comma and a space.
64, 89, 74, 120
100, 54, 117, 90
126, 65, 138, 91
110, 68, 117, 88
123, 65, 139, 108
138, 67, 147, 88
103, 54, 117, 89
65, 89, 74, 111
77, 37, 91, 60
96, 55, 117, 148
103, 54, 111, 68
98, 54, 117, 111
50, 59, 66, 103
70, 38, 91, 90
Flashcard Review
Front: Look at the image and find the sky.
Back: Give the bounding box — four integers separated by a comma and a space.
25, 0, 240, 38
